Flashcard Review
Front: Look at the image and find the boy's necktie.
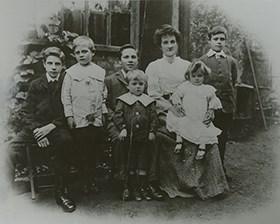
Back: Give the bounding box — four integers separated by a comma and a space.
48, 80, 58, 93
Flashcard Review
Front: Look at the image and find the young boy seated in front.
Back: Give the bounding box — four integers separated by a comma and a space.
113, 69, 158, 201
61, 36, 107, 194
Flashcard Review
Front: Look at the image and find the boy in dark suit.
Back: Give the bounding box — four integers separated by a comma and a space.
8, 47, 76, 212
113, 69, 157, 202
200, 26, 239, 181
105, 44, 138, 143
105, 44, 163, 201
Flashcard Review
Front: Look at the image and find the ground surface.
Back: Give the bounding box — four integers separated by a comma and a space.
1, 124, 280, 224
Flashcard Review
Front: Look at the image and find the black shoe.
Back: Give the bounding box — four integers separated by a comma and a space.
139, 188, 152, 201
133, 188, 142, 202
122, 188, 132, 201
149, 184, 164, 201
55, 193, 76, 213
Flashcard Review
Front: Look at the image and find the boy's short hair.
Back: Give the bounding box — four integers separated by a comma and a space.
43, 47, 65, 63
73, 36, 95, 51
185, 60, 211, 80
118, 44, 137, 60
154, 24, 181, 47
207, 25, 227, 39
126, 69, 147, 84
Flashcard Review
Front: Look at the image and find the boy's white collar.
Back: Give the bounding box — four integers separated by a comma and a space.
207, 49, 226, 58
121, 69, 127, 78
117, 92, 155, 107
46, 73, 60, 82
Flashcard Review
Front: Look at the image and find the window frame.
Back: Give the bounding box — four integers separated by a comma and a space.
61, 0, 140, 52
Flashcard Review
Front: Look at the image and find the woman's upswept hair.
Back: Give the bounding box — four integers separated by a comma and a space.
185, 60, 211, 80
154, 24, 181, 47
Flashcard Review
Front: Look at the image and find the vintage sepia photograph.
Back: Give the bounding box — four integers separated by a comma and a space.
0, 0, 280, 223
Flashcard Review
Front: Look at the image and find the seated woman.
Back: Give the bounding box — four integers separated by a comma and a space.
145, 24, 191, 197
146, 25, 229, 200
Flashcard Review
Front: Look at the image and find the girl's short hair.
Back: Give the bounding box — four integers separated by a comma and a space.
118, 44, 138, 60
43, 47, 65, 63
185, 60, 211, 80
126, 69, 147, 84
73, 36, 95, 51
207, 25, 227, 39
154, 24, 181, 47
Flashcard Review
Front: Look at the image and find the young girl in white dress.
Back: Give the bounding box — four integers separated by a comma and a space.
166, 60, 222, 160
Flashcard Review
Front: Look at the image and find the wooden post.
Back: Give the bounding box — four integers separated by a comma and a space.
131, 0, 140, 49
84, 0, 89, 36
179, 0, 190, 60
245, 41, 268, 130
172, 0, 180, 29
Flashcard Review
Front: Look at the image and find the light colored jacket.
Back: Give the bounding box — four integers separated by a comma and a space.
61, 62, 107, 128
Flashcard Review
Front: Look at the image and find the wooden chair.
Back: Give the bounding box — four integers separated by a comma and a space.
25, 139, 115, 200
26, 143, 55, 200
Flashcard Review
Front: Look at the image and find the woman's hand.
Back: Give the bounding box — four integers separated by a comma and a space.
203, 109, 215, 127
169, 105, 185, 117
118, 129, 127, 141
67, 116, 76, 129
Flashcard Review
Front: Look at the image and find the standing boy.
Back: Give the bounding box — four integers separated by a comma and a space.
105, 44, 163, 201
113, 69, 157, 202
61, 36, 107, 194
105, 44, 138, 144
8, 47, 76, 212
200, 25, 239, 181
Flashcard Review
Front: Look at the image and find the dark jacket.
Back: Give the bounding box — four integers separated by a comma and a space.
104, 70, 129, 122
200, 54, 238, 113
113, 93, 157, 142
19, 72, 67, 131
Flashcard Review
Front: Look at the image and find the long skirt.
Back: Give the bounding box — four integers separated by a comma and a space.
157, 124, 229, 200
